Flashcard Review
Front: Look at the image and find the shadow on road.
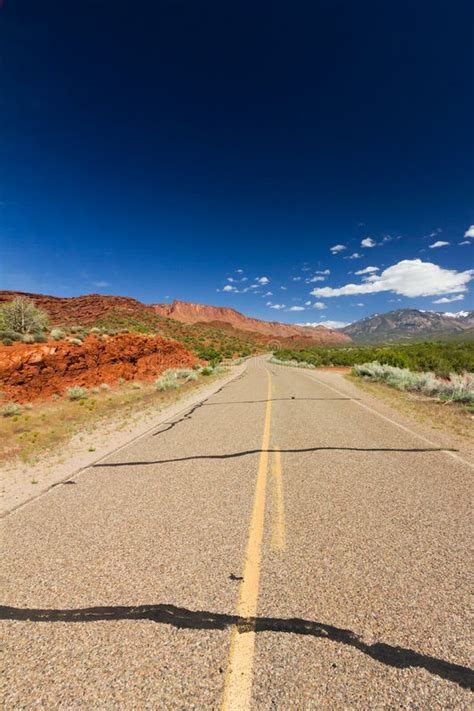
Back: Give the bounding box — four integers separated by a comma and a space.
1, 603, 471, 690
93, 445, 457, 467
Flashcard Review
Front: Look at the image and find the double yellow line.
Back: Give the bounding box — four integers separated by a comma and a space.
222, 370, 285, 710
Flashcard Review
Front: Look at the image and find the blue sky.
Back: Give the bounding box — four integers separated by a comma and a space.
1, 0, 473, 328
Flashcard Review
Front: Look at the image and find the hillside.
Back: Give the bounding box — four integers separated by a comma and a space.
341, 309, 474, 343
0, 291, 262, 359
152, 300, 351, 345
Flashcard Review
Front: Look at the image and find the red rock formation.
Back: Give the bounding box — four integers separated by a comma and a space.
0, 291, 157, 325
0, 333, 198, 402
152, 300, 351, 345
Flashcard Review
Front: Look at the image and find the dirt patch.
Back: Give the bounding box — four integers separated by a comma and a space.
347, 374, 474, 442
0, 333, 198, 403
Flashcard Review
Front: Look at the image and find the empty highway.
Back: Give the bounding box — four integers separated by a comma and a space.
2, 358, 472, 708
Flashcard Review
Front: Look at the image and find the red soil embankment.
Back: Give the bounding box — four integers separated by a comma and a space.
0, 333, 198, 403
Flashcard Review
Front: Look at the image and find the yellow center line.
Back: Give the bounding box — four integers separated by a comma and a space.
221, 369, 272, 711
271, 446, 286, 552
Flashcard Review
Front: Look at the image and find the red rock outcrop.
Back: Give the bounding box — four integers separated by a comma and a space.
0, 291, 158, 325
0, 333, 198, 402
152, 300, 351, 345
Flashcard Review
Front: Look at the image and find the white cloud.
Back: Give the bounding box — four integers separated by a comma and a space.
361, 237, 376, 248
236, 268, 244, 273
255, 276, 270, 285
92, 280, 110, 288
355, 266, 379, 275
227, 277, 235, 282
291, 276, 302, 281
280, 286, 287, 290
269, 303, 286, 310
345, 252, 362, 260
306, 275, 325, 282
356, 302, 364, 306
464, 225, 474, 238
429, 240, 450, 248
315, 269, 330, 275
432, 294, 465, 304
287, 305, 305, 311
330, 244, 346, 254
298, 320, 349, 329
310, 259, 473, 298
304, 300, 312, 306
263, 291, 273, 296
223, 284, 236, 292
459, 240, 471, 245
312, 301, 326, 310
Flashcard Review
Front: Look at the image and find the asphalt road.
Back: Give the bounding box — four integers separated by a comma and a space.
2, 358, 473, 708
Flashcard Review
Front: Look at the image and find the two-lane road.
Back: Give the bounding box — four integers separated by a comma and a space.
2, 358, 472, 708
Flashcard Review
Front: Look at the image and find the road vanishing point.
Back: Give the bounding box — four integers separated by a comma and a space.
2, 357, 473, 708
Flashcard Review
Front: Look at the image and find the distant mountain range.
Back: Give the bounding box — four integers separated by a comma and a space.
340, 309, 474, 342
151, 300, 351, 344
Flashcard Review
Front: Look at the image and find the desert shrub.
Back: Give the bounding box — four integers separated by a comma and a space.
175, 368, 198, 382
155, 370, 180, 390
50, 328, 65, 341
69, 325, 84, 334
129, 382, 142, 390
352, 362, 474, 403
22, 333, 35, 344
34, 332, 48, 343
2, 403, 22, 417
67, 337, 83, 346
0, 329, 23, 342
100, 383, 110, 391
91, 387, 100, 394
1, 338, 13, 346
201, 366, 213, 376
118, 377, 126, 385
0, 297, 49, 335
66, 386, 88, 401
212, 364, 226, 373
89, 327, 101, 334
274, 342, 474, 375
271, 357, 315, 369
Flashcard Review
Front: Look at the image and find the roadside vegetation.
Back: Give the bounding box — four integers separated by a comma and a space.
272, 342, 474, 376
352, 363, 474, 404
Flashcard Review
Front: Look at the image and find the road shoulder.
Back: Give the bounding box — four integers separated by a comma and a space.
1, 362, 247, 517
303, 368, 474, 466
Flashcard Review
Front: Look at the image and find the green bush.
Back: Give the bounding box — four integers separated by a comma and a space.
0, 297, 49, 335
66, 386, 88, 401
22, 334, 35, 344
352, 362, 474, 403
273, 341, 474, 375
34, 333, 48, 343
0, 329, 23, 342
50, 328, 65, 341
201, 366, 213, 376
1, 338, 13, 346
155, 370, 180, 390
2, 402, 22, 417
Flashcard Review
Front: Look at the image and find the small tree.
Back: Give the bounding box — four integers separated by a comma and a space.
0, 297, 49, 334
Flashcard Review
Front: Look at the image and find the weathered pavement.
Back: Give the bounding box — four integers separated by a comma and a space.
2, 358, 472, 708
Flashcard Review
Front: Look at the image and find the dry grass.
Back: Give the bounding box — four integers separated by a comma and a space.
0, 372, 223, 465
347, 373, 474, 441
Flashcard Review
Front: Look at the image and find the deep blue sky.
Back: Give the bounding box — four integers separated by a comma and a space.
1, 0, 473, 327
